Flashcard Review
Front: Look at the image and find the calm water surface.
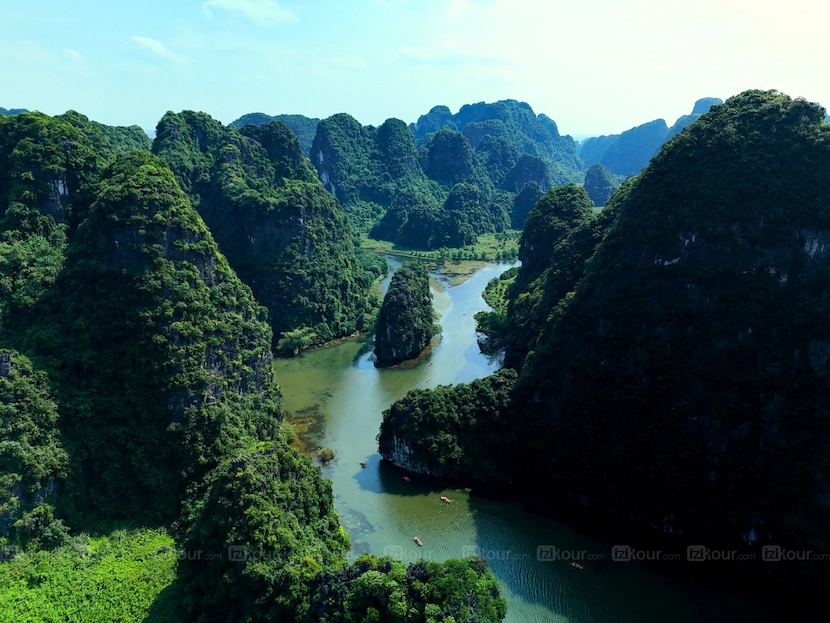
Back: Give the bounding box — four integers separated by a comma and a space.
273, 256, 780, 623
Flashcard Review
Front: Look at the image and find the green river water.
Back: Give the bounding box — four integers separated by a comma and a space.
273, 256, 782, 623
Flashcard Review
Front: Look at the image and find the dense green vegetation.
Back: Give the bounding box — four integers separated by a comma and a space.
374, 261, 436, 364
583, 162, 619, 206
0, 528, 179, 623
378, 369, 517, 482
383, 91, 830, 596
59, 111, 152, 154
309, 555, 507, 623
152, 111, 384, 348
0, 110, 505, 621
410, 100, 582, 185
666, 97, 723, 139
312, 100, 583, 249
0, 351, 67, 550
230, 113, 320, 156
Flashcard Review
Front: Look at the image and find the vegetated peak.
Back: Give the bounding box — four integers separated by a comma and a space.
153, 109, 382, 347
518, 90, 830, 587
0, 107, 29, 116
229, 112, 320, 156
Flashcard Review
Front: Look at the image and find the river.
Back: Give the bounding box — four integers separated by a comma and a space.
272, 256, 782, 623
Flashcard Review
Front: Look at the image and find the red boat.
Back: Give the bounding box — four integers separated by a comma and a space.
403, 476, 411, 482
571, 561, 584, 570
440, 496, 451, 504
414, 537, 423, 547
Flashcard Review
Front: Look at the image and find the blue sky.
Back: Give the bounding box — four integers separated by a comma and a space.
1, 0, 828, 137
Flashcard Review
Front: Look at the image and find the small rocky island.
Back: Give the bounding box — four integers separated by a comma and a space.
374, 261, 437, 365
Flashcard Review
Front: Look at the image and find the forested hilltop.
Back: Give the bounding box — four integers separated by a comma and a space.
304, 100, 582, 247
229, 112, 320, 156
152, 111, 386, 349
0, 111, 506, 622
380, 91, 830, 599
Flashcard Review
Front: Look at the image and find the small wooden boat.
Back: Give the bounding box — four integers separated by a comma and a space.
441, 496, 452, 503
403, 476, 411, 482
428, 361, 433, 366
425, 378, 430, 382
570, 561, 584, 570
414, 537, 423, 547
360, 461, 366, 468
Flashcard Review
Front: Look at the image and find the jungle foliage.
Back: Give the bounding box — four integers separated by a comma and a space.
374, 261, 436, 364
384, 91, 830, 596
230, 112, 320, 156
311, 100, 584, 249
152, 111, 384, 346
583, 162, 619, 206
0, 110, 505, 622
378, 369, 517, 483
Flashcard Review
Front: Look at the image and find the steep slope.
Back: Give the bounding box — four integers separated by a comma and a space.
0, 350, 68, 549
152, 111, 381, 345
0, 111, 507, 621
583, 162, 619, 205
312, 101, 580, 248
27, 151, 280, 524
374, 261, 435, 364
599, 118, 668, 176
59, 110, 152, 154
577, 134, 618, 168
230, 112, 320, 156
666, 97, 723, 139
410, 99, 583, 185
313, 114, 507, 247
383, 91, 830, 594
519, 93, 830, 558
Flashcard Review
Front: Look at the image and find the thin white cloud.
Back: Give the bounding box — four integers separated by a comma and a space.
130, 36, 189, 64
63, 48, 84, 62
202, 0, 296, 25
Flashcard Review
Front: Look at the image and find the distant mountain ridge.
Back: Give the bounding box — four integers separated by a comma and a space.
578, 97, 723, 176
309, 99, 585, 248
0, 107, 28, 115
229, 113, 320, 156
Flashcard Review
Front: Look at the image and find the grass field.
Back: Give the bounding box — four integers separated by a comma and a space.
360, 231, 520, 262
0, 527, 181, 623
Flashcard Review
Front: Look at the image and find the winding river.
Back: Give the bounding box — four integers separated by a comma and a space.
273, 256, 782, 623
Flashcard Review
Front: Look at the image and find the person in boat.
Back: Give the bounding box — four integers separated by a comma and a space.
441, 496, 451, 503
403, 476, 411, 482
360, 461, 366, 468
571, 561, 583, 570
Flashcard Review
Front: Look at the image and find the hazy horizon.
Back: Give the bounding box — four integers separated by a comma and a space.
1, 0, 828, 137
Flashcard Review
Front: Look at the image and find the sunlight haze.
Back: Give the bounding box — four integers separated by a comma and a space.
1, 0, 828, 137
